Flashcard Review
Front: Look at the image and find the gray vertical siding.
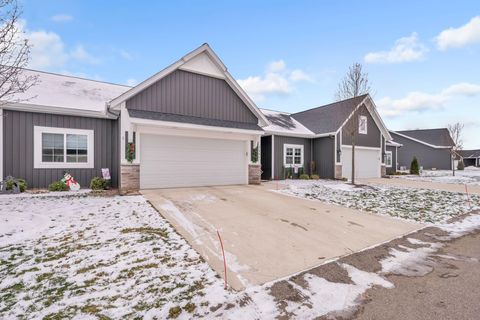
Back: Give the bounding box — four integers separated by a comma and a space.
313, 136, 335, 179
336, 131, 341, 162
260, 135, 272, 180
3, 110, 119, 188
272, 135, 312, 179
386, 145, 397, 175
126, 69, 258, 124
342, 104, 381, 148
390, 132, 452, 170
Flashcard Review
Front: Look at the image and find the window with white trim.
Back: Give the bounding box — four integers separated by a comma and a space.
359, 115, 368, 134
34, 126, 94, 169
284, 144, 303, 167
385, 151, 393, 168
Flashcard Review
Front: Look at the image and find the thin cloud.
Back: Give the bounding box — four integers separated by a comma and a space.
435, 16, 480, 50
237, 60, 312, 101
377, 82, 480, 117
365, 33, 428, 64
51, 14, 73, 23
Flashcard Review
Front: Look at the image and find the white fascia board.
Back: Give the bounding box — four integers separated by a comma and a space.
108, 60, 183, 109
390, 131, 453, 149
263, 130, 334, 139
130, 117, 265, 135
336, 96, 369, 135
1, 102, 116, 119
364, 96, 393, 141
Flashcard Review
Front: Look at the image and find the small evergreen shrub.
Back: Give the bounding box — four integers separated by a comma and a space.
410, 156, 420, 175
6, 178, 27, 192
299, 174, 310, 180
90, 177, 107, 190
48, 180, 68, 191
310, 174, 320, 180
457, 161, 465, 171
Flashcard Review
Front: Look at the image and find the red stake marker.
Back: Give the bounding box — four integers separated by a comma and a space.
465, 184, 472, 209
216, 230, 228, 289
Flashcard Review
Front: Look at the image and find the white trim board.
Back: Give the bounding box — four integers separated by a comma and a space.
1, 102, 116, 119
390, 131, 453, 149
341, 145, 381, 151
130, 117, 264, 135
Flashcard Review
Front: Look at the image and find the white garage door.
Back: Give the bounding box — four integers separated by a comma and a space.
140, 134, 247, 189
341, 146, 381, 180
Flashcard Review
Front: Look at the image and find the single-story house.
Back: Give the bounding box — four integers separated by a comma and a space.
388, 129, 455, 171
1, 44, 269, 191
260, 94, 393, 181
458, 150, 480, 167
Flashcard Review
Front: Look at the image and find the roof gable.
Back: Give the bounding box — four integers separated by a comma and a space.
394, 128, 455, 147
109, 43, 269, 127
291, 95, 367, 135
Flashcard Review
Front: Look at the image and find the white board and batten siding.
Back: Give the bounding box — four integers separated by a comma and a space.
140, 134, 248, 189
341, 146, 381, 180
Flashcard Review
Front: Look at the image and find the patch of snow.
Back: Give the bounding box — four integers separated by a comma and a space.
12, 69, 130, 113
398, 168, 480, 185
380, 243, 441, 276
284, 263, 392, 318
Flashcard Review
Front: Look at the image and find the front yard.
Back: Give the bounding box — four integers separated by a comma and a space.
1, 185, 480, 319
398, 167, 480, 185
276, 180, 480, 223
0, 194, 233, 319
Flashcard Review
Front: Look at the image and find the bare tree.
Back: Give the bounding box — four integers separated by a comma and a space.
0, 0, 37, 104
448, 122, 464, 151
335, 62, 371, 101
448, 122, 465, 176
335, 63, 371, 184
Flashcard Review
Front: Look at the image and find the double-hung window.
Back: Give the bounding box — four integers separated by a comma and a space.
284, 144, 303, 167
359, 115, 368, 134
34, 126, 94, 168
385, 151, 393, 168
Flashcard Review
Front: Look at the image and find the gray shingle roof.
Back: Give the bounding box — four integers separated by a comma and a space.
459, 149, 480, 158
128, 109, 262, 131
290, 94, 368, 134
395, 128, 455, 147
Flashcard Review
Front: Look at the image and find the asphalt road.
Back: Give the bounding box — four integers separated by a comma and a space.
353, 229, 480, 320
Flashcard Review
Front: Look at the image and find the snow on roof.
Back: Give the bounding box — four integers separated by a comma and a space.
8, 69, 131, 114
386, 140, 402, 147
260, 108, 314, 136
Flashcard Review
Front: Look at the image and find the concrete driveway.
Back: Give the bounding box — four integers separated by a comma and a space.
142, 185, 420, 290
360, 178, 480, 195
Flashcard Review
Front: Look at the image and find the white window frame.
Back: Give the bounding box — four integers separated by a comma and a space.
385, 150, 393, 168
283, 144, 304, 167
34, 126, 94, 169
359, 115, 368, 135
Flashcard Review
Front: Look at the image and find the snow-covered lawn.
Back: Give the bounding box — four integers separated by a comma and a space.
0, 193, 234, 319
277, 180, 480, 223
398, 167, 480, 185
1, 192, 480, 319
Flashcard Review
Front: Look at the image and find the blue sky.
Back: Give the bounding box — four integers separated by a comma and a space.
21, 0, 480, 148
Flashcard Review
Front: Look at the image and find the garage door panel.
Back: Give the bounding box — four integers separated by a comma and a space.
140, 134, 247, 189
342, 146, 381, 180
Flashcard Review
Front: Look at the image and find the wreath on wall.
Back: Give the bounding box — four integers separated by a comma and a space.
126, 142, 136, 163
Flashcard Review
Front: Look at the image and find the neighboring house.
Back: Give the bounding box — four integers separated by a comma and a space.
389, 129, 455, 171
260, 94, 392, 181
1, 44, 268, 191
385, 140, 402, 175
458, 150, 480, 167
